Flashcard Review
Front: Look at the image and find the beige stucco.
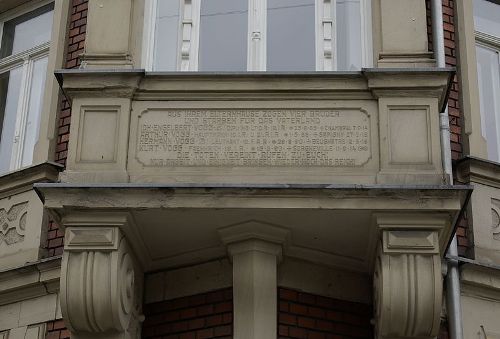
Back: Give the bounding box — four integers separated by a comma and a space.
0, 163, 61, 269
461, 264, 500, 339
372, 0, 435, 67
455, 0, 488, 158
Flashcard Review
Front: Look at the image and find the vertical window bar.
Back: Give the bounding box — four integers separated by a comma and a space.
142, 0, 157, 71
248, 0, 266, 70
316, 0, 335, 70
181, 0, 197, 71
360, 0, 373, 67
11, 57, 33, 170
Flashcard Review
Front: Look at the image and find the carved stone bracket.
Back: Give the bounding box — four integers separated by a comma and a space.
374, 214, 446, 339
60, 221, 143, 339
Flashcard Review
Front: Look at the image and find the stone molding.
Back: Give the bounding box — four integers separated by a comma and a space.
56, 69, 453, 105
61, 224, 143, 339
0, 257, 60, 306
0, 162, 62, 198
455, 156, 500, 188
460, 263, 500, 301
374, 214, 445, 339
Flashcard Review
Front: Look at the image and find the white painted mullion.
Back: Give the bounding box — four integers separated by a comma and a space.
141, 0, 157, 71
360, 0, 373, 68
247, 0, 266, 71
10, 58, 33, 170
494, 49, 500, 161
180, 0, 198, 71
190, 0, 200, 71
316, 0, 335, 71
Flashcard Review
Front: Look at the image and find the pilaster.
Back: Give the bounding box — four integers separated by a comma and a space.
60, 215, 143, 339
373, 214, 448, 339
81, 0, 134, 68
219, 222, 288, 339
374, 0, 434, 67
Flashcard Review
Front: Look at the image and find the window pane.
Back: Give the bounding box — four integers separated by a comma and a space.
0, 67, 23, 173
11, 11, 53, 55
267, 0, 315, 71
337, 0, 362, 70
199, 0, 248, 71
473, 0, 500, 37
153, 0, 180, 71
0, 4, 54, 58
476, 45, 500, 162
21, 57, 48, 167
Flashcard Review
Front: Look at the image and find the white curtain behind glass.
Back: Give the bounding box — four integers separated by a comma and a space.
336, 0, 362, 70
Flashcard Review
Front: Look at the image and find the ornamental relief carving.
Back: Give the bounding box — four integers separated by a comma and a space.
492, 199, 500, 241
0, 201, 28, 246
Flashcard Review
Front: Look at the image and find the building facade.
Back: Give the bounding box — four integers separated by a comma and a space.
0, 0, 497, 338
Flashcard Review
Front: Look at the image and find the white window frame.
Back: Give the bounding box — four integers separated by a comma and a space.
475, 30, 500, 161
0, 0, 53, 172
142, 0, 372, 71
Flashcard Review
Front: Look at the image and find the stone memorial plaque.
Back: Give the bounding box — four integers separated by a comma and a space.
136, 109, 371, 167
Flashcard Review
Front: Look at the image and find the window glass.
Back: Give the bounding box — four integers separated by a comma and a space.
0, 4, 53, 174
153, 0, 180, 71
476, 44, 500, 162
11, 11, 53, 55
473, 0, 500, 37
0, 4, 54, 58
267, 0, 315, 71
0, 67, 23, 173
199, 0, 248, 71
336, 0, 362, 70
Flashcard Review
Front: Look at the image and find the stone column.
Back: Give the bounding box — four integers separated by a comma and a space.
374, 0, 434, 67
219, 222, 288, 339
81, 0, 134, 68
373, 214, 448, 339
60, 214, 143, 339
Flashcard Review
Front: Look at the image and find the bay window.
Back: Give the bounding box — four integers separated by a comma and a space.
144, 0, 371, 71
473, 0, 500, 162
0, 3, 53, 174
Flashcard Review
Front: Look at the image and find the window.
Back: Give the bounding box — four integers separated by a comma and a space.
473, 0, 500, 162
143, 0, 371, 71
0, 3, 53, 174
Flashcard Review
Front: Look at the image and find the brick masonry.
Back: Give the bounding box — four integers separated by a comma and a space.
45, 0, 88, 258
46, 320, 71, 339
142, 288, 233, 339
278, 288, 373, 339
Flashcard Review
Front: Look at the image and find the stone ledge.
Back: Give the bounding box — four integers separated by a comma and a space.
0, 162, 63, 198
0, 256, 61, 306
55, 68, 454, 105
455, 156, 500, 188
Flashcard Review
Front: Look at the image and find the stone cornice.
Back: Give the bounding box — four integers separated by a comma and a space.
55, 68, 454, 108
0, 162, 63, 197
455, 156, 500, 188
35, 183, 471, 212
0, 256, 61, 306
461, 263, 500, 301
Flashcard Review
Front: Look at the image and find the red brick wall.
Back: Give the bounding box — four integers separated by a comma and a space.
46, 320, 70, 339
278, 288, 373, 339
45, 0, 88, 258
55, 0, 87, 166
142, 288, 233, 338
